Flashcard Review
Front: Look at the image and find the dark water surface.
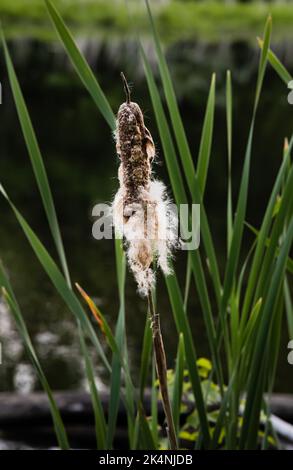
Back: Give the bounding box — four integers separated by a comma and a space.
0, 36, 292, 393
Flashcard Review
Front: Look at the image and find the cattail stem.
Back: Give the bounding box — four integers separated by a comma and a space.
120, 72, 131, 104
148, 292, 178, 450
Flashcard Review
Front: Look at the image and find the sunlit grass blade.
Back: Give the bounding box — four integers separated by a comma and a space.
0, 184, 110, 371
75, 283, 122, 362
0, 262, 69, 450
196, 73, 216, 196
79, 324, 107, 449
172, 333, 185, 436
2, 33, 71, 288
257, 38, 293, 84
44, 0, 115, 130
226, 70, 233, 253
75, 283, 106, 335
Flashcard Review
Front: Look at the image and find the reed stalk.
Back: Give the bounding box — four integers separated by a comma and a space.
148, 292, 178, 450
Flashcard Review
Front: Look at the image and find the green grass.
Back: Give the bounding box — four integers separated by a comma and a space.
1, 0, 293, 42
0, 0, 292, 450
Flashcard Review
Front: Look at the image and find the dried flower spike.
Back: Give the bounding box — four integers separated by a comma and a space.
112, 74, 178, 450
112, 73, 177, 296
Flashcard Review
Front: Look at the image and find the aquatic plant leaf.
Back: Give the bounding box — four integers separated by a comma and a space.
44, 0, 115, 130
0, 264, 70, 450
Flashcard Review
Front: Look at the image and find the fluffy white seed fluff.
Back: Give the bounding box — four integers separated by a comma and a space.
112, 179, 178, 296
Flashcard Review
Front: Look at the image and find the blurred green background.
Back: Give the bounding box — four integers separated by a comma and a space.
0, 0, 292, 394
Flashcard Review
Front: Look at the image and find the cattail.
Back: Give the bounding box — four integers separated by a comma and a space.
112, 74, 178, 450
112, 73, 177, 296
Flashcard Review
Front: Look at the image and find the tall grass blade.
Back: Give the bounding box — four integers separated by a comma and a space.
226, 70, 233, 253
44, 0, 115, 130
0, 184, 110, 371
254, 17, 272, 111
2, 34, 71, 288
196, 73, 216, 196
141, 45, 224, 398
138, 405, 156, 450
143, 0, 222, 306
253, 163, 293, 302
151, 358, 159, 447
75, 284, 136, 428
245, 222, 293, 275
241, 135, 293, 326
106, 304, 125, 448
172, 333, 185, 435
257, 38, 293, 84
79, 324, 107, 449
144, 0, 194, 181
139, 314, 152, 401
219, 16, 272, 331
106, 238, 130, 448
284, 277, 293, 338
240, 199, 293, 448
165, 273, 210, 446
0, 262, 69, 449
183, 256, 192, 311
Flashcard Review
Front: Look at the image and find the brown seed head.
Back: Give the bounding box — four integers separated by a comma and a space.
116, 74, 155, 206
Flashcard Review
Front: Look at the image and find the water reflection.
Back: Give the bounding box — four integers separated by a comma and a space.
13, 363, 36, 394
0, 439, 32, 450
0, 294, 111, 394
0, 299, 23, 362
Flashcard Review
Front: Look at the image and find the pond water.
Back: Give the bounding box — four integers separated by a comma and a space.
0, 34, 292, 394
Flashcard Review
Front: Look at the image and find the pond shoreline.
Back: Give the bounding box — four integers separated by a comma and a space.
0, 390, 293, 449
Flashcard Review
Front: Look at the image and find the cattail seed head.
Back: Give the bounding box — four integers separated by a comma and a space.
116, 100, 154, 206
112, 74, 178, 296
